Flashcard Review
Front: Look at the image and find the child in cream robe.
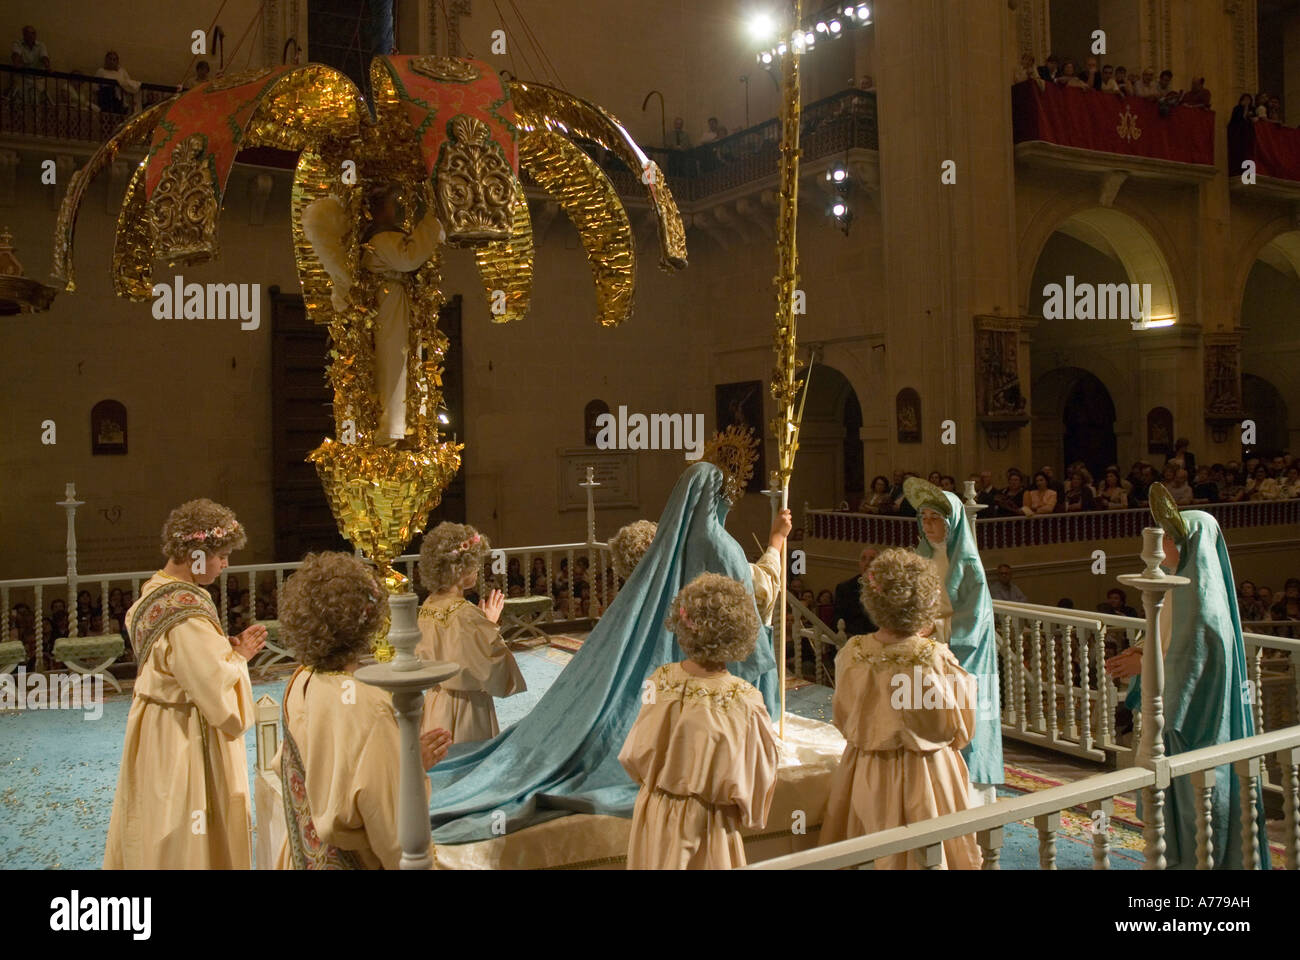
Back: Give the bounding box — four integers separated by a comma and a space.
620, 662, 779, 869
104, 572, 255, 869
274, 669, 430, 870
416, 594, 526, 743
819, 633, 982, 868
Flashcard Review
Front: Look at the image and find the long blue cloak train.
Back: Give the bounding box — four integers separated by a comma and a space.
426, 460, 779, 843
914, 491, 1004, 784
1126, 511, 1270, 869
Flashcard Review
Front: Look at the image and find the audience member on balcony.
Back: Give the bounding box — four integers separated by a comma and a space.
182, 59, 211, 90
988, 564, 1028, 603
1063, 470, 1094, 512
927, 470, 942, 486
1097, 467, 1127, 509
1267, 96, 1282, 122
1255, 91, 1270, 119
1014, 52, 1045, 90
1166, 436, 1196, 474
1099, 587, 1138, 619
1106, 485, 1271, 870
1022, 471, 1057, 516
1191, 465, 1219, 504
1128, 462, 1157, 507
1132, 68, 1160, 100
833, 546, 878, 637
818, 548, 981, 868
1230, 93, 1256, 126
94, 50, 141, 115
940, 475, 956, 493
993, 469, 1026, 517
894, 471, 922, 517
972, 470, 998, 508
1181, 76, 1211, 110
1099, 64, 1119, 94
1154, 70, 1182, 115
816, 589, 835, 627
1245, 464, 1280, 501
858, 474, 893, 513
1258, 584, 1276, 615
1080, 56, 1103, 90
1055, 59, 1089, 90
1280, 464, 1300, 498
1036, 54, 1059, 83
1114, 66, 1134, 96
665, 115, 693, 176
11, 25, 50, 71
1165, 468, 1194, 506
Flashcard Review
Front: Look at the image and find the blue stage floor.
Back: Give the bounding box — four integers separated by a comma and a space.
0, 641, 1138, 869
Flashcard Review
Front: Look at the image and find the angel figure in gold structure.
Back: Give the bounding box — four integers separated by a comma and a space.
302, 182, 445, 445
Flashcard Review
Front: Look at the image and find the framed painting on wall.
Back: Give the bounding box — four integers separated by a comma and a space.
91, 399, 127, 455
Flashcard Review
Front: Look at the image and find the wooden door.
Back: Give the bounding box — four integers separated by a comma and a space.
269, 288, 466, 562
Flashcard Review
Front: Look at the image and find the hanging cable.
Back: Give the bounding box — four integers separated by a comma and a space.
223, 0, 270, 74
509, 0, 565, 89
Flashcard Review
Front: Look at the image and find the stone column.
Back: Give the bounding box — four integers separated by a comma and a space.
873, 0, 1024, 479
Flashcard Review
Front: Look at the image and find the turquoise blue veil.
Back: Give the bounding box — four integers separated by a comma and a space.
914, 491, 1004, 784
426, 460, 779, 844
1128, 511, 1269, 869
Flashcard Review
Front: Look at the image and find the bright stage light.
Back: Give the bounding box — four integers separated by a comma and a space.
843, 5, 855, 16
777, 41, 788, 55
856, 5, 870, 19
748, 12, 776, 42
832, 200, 847, 217
827, 167, 848, 182
829, 19, 842, 33
815, 21, 827, 32
761, 51, 773, 64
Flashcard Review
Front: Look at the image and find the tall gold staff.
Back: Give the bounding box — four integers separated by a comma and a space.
770, 0, 806, 739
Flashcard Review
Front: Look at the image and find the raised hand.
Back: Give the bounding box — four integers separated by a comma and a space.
420, 728, 453, 769
479, 588, 505, 624
1104, 646, 1142, 680
231, 624, 267, 661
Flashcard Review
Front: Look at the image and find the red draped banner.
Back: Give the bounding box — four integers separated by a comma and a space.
1012, 80, 1214, 166
1229, 118, 1300, 182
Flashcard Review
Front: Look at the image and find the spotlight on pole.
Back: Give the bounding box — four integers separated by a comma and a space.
856, 4, 870, 21
829, 19, 842, 34
748, 12, 776, 42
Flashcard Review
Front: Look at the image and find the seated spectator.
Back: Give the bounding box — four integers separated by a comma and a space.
816, 590, 835, 628
1037, 55, 1059, 83
927, 470, 942, 486
988, 564, 1028, 603
1220, 463, 1248, 502
1166, 468, 1194, 505
1099, 588, 1138, 618
1041, 465, 1065, 500
1238, 580, 1265, 621
1192, 466, 1218, 503
994, 470, 1026, 517
1099, 64, 1119, 94
1063, 470, 1093, 512
1098, 467, 1128, 509
1281, 464, 1300, 498
1023, 472, 1057, 516
182, 59, 211, 90
1255, 92, 1270, 119
1268, 96, 1282, 122
1246, 465, 1280, 500
1132, 68, 1159, 100
973, 470, 998, 507
895, 472, 921, 517
833, 547, 877, 637
858, 475, 893, 514
1258, 586, 1275, 616
1015, 52, 1046, 90
1181, 76, 1211, 109
1129, 463, 1157, 507
940, 475, 956, 493
95, 50, 141, 114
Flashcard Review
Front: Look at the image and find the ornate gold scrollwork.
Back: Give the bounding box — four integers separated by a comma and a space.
409, 56, 481, 83
150, 134, 221, 265
435, 115, 516, 242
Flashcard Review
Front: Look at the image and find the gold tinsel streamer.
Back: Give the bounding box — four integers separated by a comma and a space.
50, 99, 174, 291
509, 81, 687, 270
474, 187, 533, 323
519, 130, 634, 327
113, 161, 155, 301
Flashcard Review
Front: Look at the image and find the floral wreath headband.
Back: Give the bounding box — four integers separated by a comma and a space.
172, 520, 240, 544
447, 533, 483, 559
